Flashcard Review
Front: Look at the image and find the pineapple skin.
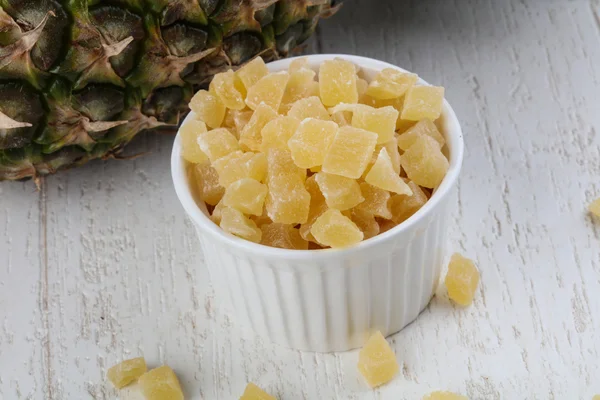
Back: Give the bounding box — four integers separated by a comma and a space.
0, 0, 342, 181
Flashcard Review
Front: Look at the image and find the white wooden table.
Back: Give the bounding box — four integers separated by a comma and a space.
2, 0, 600, 398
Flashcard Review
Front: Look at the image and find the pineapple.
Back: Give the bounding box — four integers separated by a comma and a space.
0, 0, 342, 181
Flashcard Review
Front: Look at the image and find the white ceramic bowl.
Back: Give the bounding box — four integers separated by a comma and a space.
171, 54, 464, 352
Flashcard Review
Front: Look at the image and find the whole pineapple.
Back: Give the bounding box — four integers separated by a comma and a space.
0, 0, 341, 181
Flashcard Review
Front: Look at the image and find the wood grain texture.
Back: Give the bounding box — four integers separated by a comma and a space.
1, 0, 600, 398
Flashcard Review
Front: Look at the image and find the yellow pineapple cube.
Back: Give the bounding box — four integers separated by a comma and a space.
245, 71, 289, 111
343, 208, 380, 240
196, 127, 239, 162
401, 85, 445, 121
310, 209, 363, 248
222, 178, 268, 216
379, 139, 401, 174
260, 223, 309, 250
423, 391, 468, 400
288, 119, 338, 168
389, 181, 428, 224
366, 68, 418, 100
287, 96, 331, 121
357, 331, 399, 388
266, 174, 310, 224
266, 148, 306, 183
212, 151, 267, 187
210, 69, 245, 110
138, 366, 184, 400
180, 119, 208, 164
319, 58, 358, 106
589, 198, 600, 217
357, 182, 392, 219
351, 105, 398, 144
189, 90, 226, 129
236, 57, 269, 91
299, 175, 328, 242
400, 135, 449, 188
193, 164, 225, 206
220, 206, 262, 243
107, 357, 147, 389
445, 253, 479, 306
356, 77, 368, 97
366, 148, 413, 195
396, 119, 445, 151
280, 68, 319, 114
322, 126, 378, 179
239, 103, 278, 151
314, 172, 364, 211
261, 116, 301, 152
240, 382, 276, 400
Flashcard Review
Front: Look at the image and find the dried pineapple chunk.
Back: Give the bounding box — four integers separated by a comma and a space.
589, 198, 600, 217
261, 116, 301, 152
366, 68, 417, 100
266, 174, 310, 224
343, 208, 380, 240
232, 110, 254, 137
356, 78, 368, 97
197, 128, 239, 162
315, 172, 364, 211
351, 105, 398, 144
240, 382, 276, 400
357, 331, 399, 388
288, 119, 338, 168
357, 182, 392, 219
220, 206, 262, 243
379, 139, 401, 174
107, 357, 147, 389
319, 58, 358, 106
287, 96, 331, 121
322, 126, 378, 179
211, 201, 224, 225
236, 57, 269, 91
138, 365, 184, 400
246, 71, 289, 111
210, 70, 245, 110
180, 119, 208, 164
401, 85, 445, 121
289, 57, 309, 73
222, 178, 268, 216
445, 253, 479, 306
397, 119, 445, 151
189, 90, 226, 129
194, 164, 225, 206
400, 135, 449, 188
260, 223, 309, 250
389, 181, 428, 224
310, 209, 363, 248
240, 103, 278, 151
212, 151, 267, 187
423, 391, 468, 400
366, 148, 413, 195
299, 175, 328, 242
266, 148, 306, 183
280, 68, 319, 114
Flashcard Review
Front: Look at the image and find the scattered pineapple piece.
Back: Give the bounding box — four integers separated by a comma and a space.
236, 57, 269, 91
357, 182, 392, 219
107, 357, 147, 389
366, 148, 413, 195
422, 391, 468, 400
220, 206, 262, 243
319, 58, 358, 106
261, 116, 301, 152
445, 253, 480, 306
366, 68, 418, 100
315, 172, 364, 211
189, 90, 226, 129
343, 208, 380, 240
351, 105, 398, 144
288, 118, 338, 168
212, 151, 267, 187
180, 119, 209, 164
260, 223, 309, 250
266, 148, 306, 183
197, 128, 239, 162
287, 96, 331, 121
194, 164, 225, 206
322, 126, 378, 179
138, 365, 184, 400
589, 198, 600, 217
281, 68, 319, 114
357, 331, 399, 388
239, 103, 278, 151
245, 71, 289, 111
222, 178, 268, 216
389, 181, 428, 224
400, 135, 449, 188
397, 119, 445, 151
299, 175, 329, 242
401, 85, 445, 121
266, 174, 310, 224
210, 70, 245, 110
310, 209, 364, 248
240, 382, 276, 400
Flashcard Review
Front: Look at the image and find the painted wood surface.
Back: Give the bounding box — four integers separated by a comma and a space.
1, 0, 600, 398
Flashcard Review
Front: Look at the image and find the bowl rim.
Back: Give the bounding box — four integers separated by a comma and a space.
171, 54, 464, 261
